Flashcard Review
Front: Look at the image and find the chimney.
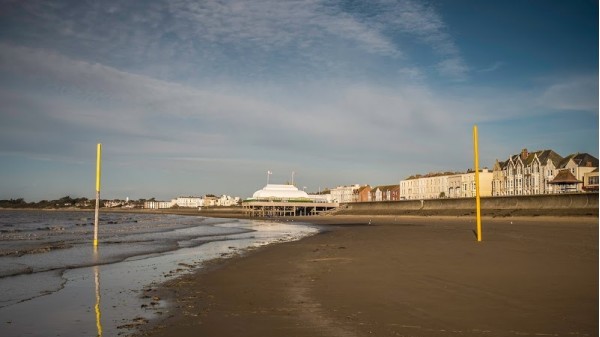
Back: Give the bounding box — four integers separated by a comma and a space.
520, 148, 528, 160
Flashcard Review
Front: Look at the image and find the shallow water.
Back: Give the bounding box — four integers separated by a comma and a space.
0, 210, 318, 336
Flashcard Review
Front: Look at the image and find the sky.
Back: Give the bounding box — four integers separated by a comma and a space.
0, 0, 598, 201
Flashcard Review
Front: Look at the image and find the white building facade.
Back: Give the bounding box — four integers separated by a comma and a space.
144, 200, 174, 209
400, 173, 451, 200
447, 170, 493, 198
217, 195, 240, 206
400, 170, 493, 200
172, 197, 203, 208
330, 184, 361, 203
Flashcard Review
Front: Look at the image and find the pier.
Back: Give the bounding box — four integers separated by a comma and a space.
242, 200, 339, 217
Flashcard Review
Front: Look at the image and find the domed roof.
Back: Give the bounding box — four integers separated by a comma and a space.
252, 184, 309, 199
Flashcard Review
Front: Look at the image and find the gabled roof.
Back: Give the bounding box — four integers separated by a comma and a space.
496, 149, 563, 170
558, 153, 599, 169
372, 184, 399, 192
354, 185, 372, 194
495, 159, 510, 170
535, 149, 563, 167
549, 170, 582, 184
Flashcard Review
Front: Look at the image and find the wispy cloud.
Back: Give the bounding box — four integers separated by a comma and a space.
3, 41, 589, 167
0, 42, 470, 167
478, 61, 505, 73
436, 58, 469, 80
3, 0, 466, 81
386, 0, 468, 79
538, 75, 599, 112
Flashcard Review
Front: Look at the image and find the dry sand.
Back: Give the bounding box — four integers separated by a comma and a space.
134, 215, 598, 337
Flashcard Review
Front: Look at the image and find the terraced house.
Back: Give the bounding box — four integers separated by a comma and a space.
399, 170, 493, 200
491, 149, 598, 196
370, 185, 400, 201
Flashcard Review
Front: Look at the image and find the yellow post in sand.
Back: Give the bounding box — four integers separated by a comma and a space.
94, 143, 102, 247
473, 126, 482, 242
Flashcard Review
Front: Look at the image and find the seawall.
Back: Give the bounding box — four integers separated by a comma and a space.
336, 193, 599, 217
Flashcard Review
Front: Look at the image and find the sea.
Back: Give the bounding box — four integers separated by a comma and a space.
0, 210, 319, 337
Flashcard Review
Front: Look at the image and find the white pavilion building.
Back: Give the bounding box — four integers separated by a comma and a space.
243, 184, 337, 217
251, 184, 310, 200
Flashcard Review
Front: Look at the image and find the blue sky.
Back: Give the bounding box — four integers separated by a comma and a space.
0, 0, 597, 201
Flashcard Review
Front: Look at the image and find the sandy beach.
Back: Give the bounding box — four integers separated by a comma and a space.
131, 215, 598, 337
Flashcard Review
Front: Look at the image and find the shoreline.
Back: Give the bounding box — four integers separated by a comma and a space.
2, 204, 598, 219
132, 215, 599, 337
0, 212, 322, 337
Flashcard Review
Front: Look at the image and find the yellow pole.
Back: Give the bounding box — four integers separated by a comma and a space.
94, 143, 102, 247
473, 126, 482, 242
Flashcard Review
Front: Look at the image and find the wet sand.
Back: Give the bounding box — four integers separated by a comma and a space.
134, 215, 598, 337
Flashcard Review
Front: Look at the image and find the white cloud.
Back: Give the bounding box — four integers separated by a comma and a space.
478, 61, 505, 73
538, 75, 599, 112
166, 0, 400, 55
436, 58, 469, 80
5, 0, 466, 81
0, 43, 474, 168
397, 67, 425, 81
387, 0, 468, 78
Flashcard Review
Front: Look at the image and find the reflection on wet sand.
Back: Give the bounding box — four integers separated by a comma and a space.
94, 266, 102, 336
93, 249, 102, 337
0, 215, 319, 337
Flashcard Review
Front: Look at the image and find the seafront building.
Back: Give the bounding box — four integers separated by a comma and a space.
555, 153, 599, 192
583, 169, 599, 192
143, 194, 240, 209
370, 185, 400, 201
355, 185, 372, 202
330, 185, 360, 203
491, 149, 598, 195
172, 196, 203, 208
396, 149, 597, 201
399, 170, 492, 200
217, 195, 241, 206
329, 184, 372, 202
447, 170, 493, 198
400, 172, 452, 200
144, 200, 174, 209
